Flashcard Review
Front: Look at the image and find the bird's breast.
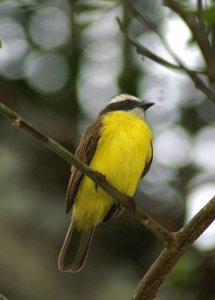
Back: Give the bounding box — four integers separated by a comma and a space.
96, 111, 153, 195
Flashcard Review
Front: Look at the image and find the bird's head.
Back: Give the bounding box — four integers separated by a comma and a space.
100, 93, 154, 120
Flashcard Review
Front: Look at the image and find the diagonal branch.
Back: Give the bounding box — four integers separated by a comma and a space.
117, 17, 186, 72
117, 12, 215, 104
132, 195, 215, 300
197, 0, 204, 24
163, 0, 215, 82
0, 295, 8, 300
0, 101, 173, 244
124, 0, 205, 74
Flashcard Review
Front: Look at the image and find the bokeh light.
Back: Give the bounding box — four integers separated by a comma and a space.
140, 181, 183, 217
0, 17, 25, 39
146, 104, 180, 130
194, 126, 215, 169
0, 18, 28, 79
154, 126, 192, 167
163, 15, 204, 69
144, 162, 177, 184
78, 8, 121, 118
29, 6, 71, 49
186, 183, 215, 250
23, 51, 70, 94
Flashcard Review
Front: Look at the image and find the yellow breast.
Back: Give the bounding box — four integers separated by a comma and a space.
73, 111, 153, 230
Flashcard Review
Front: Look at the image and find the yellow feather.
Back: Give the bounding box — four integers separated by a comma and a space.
73, 111, 153, 230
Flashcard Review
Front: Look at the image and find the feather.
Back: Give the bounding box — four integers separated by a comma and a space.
58, 218, 94, 272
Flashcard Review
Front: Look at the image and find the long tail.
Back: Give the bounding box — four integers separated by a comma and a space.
58, 219, 95, 272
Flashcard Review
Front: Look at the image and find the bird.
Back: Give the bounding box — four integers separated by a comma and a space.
58, 93, 154, 272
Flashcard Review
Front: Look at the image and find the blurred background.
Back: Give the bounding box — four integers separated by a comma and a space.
0, 0, 215, 299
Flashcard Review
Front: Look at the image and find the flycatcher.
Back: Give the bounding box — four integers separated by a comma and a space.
58, 93, 154, 272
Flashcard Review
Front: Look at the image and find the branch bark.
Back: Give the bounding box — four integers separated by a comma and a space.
132, 195, 215, 300
0, 295, 8, 300
119, 4, 215, 104
164, 0, 215, 82
0, 101, 173, 244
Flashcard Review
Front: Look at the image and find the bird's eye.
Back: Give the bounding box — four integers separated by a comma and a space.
123, 100, 131, 110
124, 100, 130, 106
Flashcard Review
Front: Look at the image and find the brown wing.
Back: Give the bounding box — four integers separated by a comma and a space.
66, 118, 102, 213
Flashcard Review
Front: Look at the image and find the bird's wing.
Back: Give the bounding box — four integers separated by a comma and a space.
66, 118, 102, 213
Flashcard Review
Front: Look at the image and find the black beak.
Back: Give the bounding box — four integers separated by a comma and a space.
139, 101, 155, 111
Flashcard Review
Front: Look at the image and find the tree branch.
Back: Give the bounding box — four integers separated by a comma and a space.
0, 101, 173, 244
197, 0, 203, 23
119, 4, 215, 104
163, 0, 215, 82
131, 195, 215, 300
117, 17, 187, 72
0, 295, 8, 300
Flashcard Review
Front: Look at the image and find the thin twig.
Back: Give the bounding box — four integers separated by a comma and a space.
0, 101, 173, 244
197, 0, 203, 21
131, 195, 215, 300
124, 0, 204, 73
117, 14, 215, 104
117, 17, 187, 72
164, 0, 215, 82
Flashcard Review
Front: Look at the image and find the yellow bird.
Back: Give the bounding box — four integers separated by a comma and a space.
58, 93, 154, 272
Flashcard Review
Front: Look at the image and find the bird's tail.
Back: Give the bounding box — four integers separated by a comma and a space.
58, 218, 94, 272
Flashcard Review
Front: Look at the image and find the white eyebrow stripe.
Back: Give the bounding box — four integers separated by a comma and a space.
109, 93, 141, 104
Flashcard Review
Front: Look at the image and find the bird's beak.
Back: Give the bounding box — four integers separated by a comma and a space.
139, 101, 155, 111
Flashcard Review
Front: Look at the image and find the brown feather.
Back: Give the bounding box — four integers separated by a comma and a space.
58, 218, 95, 272
66, 118, 102, 213
102, 204, 124, 223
